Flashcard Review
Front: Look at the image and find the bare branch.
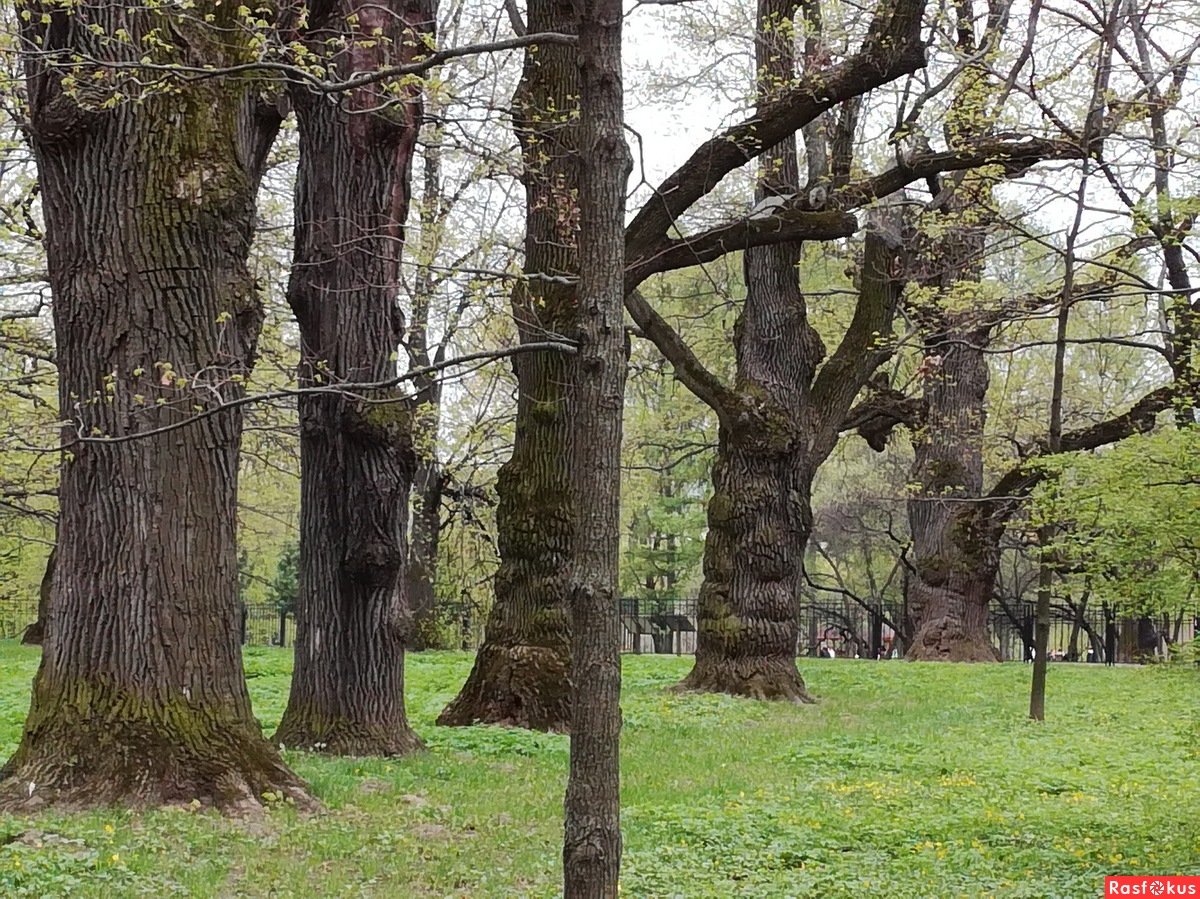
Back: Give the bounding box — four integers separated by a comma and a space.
623, 0, 927, 256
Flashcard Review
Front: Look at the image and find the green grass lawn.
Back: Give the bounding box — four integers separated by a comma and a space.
0, 643, 1197, 897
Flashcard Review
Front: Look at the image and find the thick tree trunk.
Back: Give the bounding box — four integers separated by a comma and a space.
680, 207, 906, 694
562, 0, 629, 891
1, 30, 309, 808
439, 0, 579, 731
19, 546, 54, 646
436, 332, 575, 731
273, 0, 433, 756
905, 327, 1001, 662
903, 8, 1012, 664
680, 435, 816, 701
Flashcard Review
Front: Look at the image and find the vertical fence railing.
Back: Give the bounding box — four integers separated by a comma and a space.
1, 596, 1195, 660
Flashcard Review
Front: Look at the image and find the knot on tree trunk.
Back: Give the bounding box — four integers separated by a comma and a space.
906, 615, 1000, 662
343, 539, 404, 589
728, 393, 802, 456
343, 394, 415, 449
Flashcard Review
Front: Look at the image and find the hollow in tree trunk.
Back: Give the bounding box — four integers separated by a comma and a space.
438, 0, 579, 731
272, 0, 433, 757
0, 18, 310, 809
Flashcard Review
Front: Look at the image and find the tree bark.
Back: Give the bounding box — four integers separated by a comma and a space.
678, 0, 817, 703
446, 0, 926, 726
1029, 526, 1053, 719
1, 7, 310, 809
273, 0, 434, 756
562, 0, 629, 890
438, 0, 579, 732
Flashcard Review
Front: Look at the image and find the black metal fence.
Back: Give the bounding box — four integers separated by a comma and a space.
621, 598, 698, 654
617, 596, 1198, 663
0, 599, 33, 641
0, 599, 294, 647
242, 604, 294, 647
3, 595, 1196, 663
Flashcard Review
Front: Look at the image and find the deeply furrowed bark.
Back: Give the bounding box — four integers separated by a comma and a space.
681, 218, 907, 696
273, 0, 434, 757
448, 0, 927, 722
678, 298, 819, 703
438, 0, 578, 732
679, 0, 910, 701
678, 0, 815, 703
680, 215, 908, 698
1, 4, 312, 810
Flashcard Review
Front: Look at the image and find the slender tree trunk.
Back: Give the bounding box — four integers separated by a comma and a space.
1032, 280, 1070, 715
439, 0, 579, 731
20, 546, 55, 646
1, 18, 310, 807
1029, 528, 1052, 719
273, 0, 434, 756
405, 455, 444, 650
405, 137, 447, 651
1031, 19, 1117, 708
562, 0, 629, 891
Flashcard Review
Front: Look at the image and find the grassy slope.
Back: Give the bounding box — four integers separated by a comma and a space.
0, 643, 1197, 897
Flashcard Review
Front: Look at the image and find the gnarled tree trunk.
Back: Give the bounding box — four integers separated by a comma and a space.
679, 0, 817, 703
681, 425, 817, 700
678, 0, 907, 701
273, 0, 434, 756
905, 324, 1001, 662
903, 23, 1003, 662
439, 0, 579, 731
0, 10, 309, 809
